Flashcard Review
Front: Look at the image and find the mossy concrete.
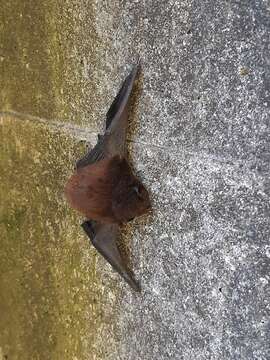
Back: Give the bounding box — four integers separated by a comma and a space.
0, 1, 103, 125
0, 116, 119, 360
1, 0, 270, 360
0, 2, 123, 359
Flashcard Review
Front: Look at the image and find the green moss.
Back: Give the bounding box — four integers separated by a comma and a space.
0, 117, 112, 360
0, 1, 56, 118
0, 1, 117, 355
0, 1, 100, 123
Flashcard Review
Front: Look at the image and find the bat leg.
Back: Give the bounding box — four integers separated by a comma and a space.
81, 220, 141, 292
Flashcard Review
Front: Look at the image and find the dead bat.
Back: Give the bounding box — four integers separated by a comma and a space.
64, 62, 150, 291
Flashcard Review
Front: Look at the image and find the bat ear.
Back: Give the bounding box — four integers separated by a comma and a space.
81, 221, 141, 292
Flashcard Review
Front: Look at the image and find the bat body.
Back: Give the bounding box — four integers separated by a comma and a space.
65, 155, 150, 224
64, 62, 150, 291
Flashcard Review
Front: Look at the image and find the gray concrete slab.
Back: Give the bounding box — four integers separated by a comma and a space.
87, 1, 270, 359
0, 0, 269, 359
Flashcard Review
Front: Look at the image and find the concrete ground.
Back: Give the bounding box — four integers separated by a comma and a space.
0, 1, 269, 359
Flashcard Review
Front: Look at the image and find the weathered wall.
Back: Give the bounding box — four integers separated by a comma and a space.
0, 1, 269, 359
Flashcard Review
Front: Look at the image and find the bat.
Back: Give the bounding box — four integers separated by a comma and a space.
64, 61, 150, 291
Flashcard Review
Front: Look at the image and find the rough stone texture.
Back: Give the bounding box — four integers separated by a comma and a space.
1, 0, 270, 360
0, 117, 117, 360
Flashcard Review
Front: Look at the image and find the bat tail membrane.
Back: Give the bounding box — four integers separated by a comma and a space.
105, 62, 140, 130
81, 220, 141, 292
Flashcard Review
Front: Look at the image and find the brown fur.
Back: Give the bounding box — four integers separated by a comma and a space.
64, 155, 150, 224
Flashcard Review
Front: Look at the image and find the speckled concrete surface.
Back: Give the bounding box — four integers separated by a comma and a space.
1, 0, 270, 359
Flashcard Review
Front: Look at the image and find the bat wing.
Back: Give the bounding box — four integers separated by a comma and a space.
76, 62, 141, 291
104, 61, 140, 157
76, 61, 140, 169
81, 220, 141, 292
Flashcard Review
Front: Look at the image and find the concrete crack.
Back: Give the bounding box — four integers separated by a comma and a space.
0, 110, 264, 176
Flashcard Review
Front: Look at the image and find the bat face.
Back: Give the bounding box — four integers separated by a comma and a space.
112, 171, 151, 223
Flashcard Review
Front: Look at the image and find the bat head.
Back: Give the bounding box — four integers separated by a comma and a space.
111, 158, 151, 223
